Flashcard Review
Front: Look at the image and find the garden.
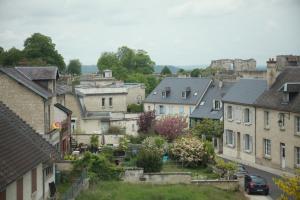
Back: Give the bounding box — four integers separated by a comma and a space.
58, 111, 243, 199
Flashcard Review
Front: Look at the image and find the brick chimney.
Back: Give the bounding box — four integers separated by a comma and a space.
266, 58, 277, 88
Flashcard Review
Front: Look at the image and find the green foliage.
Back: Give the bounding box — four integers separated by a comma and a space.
190, 68, 200, 77
118, 137, 130, 151
161, 66, 172, 75
127, 134, 152, 144
197, 66, 225, 77
214, 158, 237, 179
73, 152, 124, 183
274, 169, 300, 200
192, 118, 224, 140
107, 126, 124, 135
142, 136, 167, 155
125, 73, 160, 95
0, 47, 24, 66
136, 148, 163, 173
67, 59, 82, 75
127, 103, 143, 113
90, 135, 99, 152
64, 154, 77, 161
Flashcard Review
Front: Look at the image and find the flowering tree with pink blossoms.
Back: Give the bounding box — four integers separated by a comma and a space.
154, 116, 188, 141
137, 111, 156, 133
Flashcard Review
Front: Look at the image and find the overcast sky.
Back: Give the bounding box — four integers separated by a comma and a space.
0, 0, 299, 66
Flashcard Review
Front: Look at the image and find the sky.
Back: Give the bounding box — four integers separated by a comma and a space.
0, 0, 299, 67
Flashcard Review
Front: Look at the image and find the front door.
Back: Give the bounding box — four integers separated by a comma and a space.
280, 143, 286, 169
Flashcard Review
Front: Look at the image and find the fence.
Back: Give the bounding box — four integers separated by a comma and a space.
59, 169, 88, 200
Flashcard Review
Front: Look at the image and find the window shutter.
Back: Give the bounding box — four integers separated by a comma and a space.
233, 132, 235, 147
250, 109, 254, 123
243, 134, 245, 151
31, 168, 37, 193
213, 99, 216, 110
250, 136, 253, 152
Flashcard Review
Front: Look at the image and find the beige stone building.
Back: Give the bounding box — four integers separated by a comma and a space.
0, 67, 72, 156
143, 77, 212, 123
222, 79, 267, 163
254, 64, 300, 173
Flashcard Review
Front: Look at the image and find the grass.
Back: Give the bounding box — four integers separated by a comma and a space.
162, 161, 219, 179
76, 181, 247, 200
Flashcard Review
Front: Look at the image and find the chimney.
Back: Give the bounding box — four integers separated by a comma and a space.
267, 58, 277, 88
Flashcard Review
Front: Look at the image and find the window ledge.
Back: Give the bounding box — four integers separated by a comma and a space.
236, 121, 241, 124
244, 122, 252, 126
264, 126, 270, 130
228, 119, 233, 122
295, 132, 300, 137
244, 150, 252, 154
280, 127, 286, 131
227, 144, 235, 148
264, 155, 271, 160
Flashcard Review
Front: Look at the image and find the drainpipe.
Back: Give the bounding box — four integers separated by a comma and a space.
254, 107, 257, 163
42, 168, 45, 199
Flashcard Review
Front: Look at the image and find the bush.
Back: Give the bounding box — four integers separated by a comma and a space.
214, 158, 237, 179
108, 126, 124, 135
136, 149, 163, 173
138, 111, 155, 133
142, 136, 167, 155
127, 104, 143, 113
170, 135, 212, 167
90, 134, 99, 153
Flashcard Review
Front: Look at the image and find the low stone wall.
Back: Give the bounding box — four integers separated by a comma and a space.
143, 172, 192, 184
123, 168, 144, 183
56, 160, 73, 171
191, 179, 239, 191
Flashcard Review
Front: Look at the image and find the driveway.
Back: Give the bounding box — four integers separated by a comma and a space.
243, 165, 281, 200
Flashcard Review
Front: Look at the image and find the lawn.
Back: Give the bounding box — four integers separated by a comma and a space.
76, 181, 247, 200
162, 161, 219, 179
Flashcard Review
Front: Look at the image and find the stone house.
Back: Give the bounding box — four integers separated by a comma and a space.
222, 79, 267, 163
0, 66, 72, 156
143, 77, 212, 125
254, 65, 300, 173
189, 80, 234, 152
0, 101, 59, 200
65, 81, 145, 146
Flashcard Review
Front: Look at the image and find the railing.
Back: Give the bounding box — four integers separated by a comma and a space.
59, 169, 88, 200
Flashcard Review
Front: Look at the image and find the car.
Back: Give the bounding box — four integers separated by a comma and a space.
244, 174, 269, 195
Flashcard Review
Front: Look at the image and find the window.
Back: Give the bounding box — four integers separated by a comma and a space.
102, 98, 105, 107
244, 108, 250, 123
71, 118, 77, 133
148, 106, 151, 111
162, 91, 166, 98
227, 106, 233, 120
132, 124, 135, 131
244, 134, 252, 152
295, 116, 300, 134
213, 100, 221, 110
45, 166, 53, 177
264, 139, 271, 157
109, 97, 113, 107
31, 168, 37, 194
296, 147, 300, 167
264, 111, 270, 128
179, 106, 184, 115
17, 178, 23, 200
225, 130, 234, 146
279, 113, 285, 129
159, 105, 165, 114
181, 91, 186, 99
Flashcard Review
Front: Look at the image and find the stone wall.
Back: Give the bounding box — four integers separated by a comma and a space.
56, 161, 73, 171
210, 58, 256, 72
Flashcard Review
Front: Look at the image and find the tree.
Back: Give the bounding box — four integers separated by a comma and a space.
23, 33, 66, 72
125, 73, 160, 95
90, 135, 99, 153
274, 170, 300, 200
137, 111, 156, 133
1, 47, 24, 66
67, 59, 82, 75
161, 66, 172, 75
154, 116, 188, 141
191, 68, 200, 77
97, 52, 119, 71
177, 68, 185, 74
127, 103, 143, 113
133, 49, 155, 74
192, 119, 223, 141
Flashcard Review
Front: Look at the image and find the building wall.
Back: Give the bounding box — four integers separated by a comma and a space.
83, 94, 127, 112
126, 86, 145, 105
65, 93, 82, 131
255, 108, 300, 172
143, 103, 195, 118
0, 73, 45, 134
223, 103, 256, 163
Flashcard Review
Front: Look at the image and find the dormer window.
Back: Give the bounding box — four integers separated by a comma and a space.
162, 91, 166, 98
182, 91, 186, 99
213, 100, 221, 110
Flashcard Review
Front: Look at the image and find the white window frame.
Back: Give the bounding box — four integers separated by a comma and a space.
264, 139, 271, 158
226, 130, 234, 147
162, 91, 166, 99
295, 147, 300, 167
181, 91, 186, 99
244, 108, 250, 123
264, 111, 270, 129
159, 105, 165, 115
227, 106, 233, 121
295, 116, 300, 135
243, 134, 252, 153
109, 97, 113, 107
213, 100, 221, 110
279, 113, 285, 130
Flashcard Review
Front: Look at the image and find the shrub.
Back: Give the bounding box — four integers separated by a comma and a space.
154, 116, 188, 141
142, 136, 167, 155
214, 158, 237, 179
138, 111, 155, 133
90, 134, 99, 153
136, 148, 163, 173
169, 135, 211, 167
203, 141, 215, 164
108, 126, 124, 135
127, 104, 143, 113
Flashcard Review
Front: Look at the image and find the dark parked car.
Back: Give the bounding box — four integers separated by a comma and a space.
244, 175, 269, 195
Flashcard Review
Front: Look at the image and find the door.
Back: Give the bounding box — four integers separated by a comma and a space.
280, 143, 286, 169
237, 132, 241, 158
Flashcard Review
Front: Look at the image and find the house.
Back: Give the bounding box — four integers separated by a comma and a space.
65, 81, 145, 146
254, 64, 300, 173
0, 66, 72, 156
189, 80, 234, 152
222, 78, 267, 163
0, 101, 59, 200
143, 77, 212, 123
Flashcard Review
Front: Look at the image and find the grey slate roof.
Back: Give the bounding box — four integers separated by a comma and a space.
190, 81, 234, 119
222, 79, 267, 105
16, 66, 59, 80
0, 67, 52, 99
0, 101, 58, 191
144, 77, 212, 105
254, 67, 300, 113
55, 103, 72, 115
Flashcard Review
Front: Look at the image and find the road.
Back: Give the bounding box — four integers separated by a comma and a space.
243, 165, 281, 200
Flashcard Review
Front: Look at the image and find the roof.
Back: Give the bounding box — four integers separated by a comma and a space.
0, 101, 58, 191
222, 79, 267, 105
144, 77, 212, 105
16, 66, 59, 80
0, 68, 52, 99
254, 67, 300, 112
190, 81, 234, 119
55, 103, 72, 115
56, 84, 72, 95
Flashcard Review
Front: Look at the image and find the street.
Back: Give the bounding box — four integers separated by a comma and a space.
243, 165, 281, 200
